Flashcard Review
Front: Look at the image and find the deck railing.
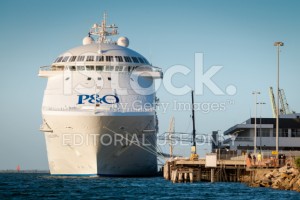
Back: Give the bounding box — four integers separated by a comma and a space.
39, 65, 162, 72
42, 106, 155, 113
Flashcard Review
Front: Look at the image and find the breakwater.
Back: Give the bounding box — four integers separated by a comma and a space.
242, 165, 300, 192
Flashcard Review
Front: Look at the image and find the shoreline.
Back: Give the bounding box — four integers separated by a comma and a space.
0, 170, 50, 174
241, 165, 300, 192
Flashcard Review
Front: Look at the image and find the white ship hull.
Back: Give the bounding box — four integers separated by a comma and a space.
43, 111, 157, 176
39, 15, 163, 176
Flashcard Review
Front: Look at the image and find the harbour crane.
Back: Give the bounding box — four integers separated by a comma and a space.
279, 89, 295, 115
269, 87, 295, 117
269, 87, 277, 117
167, 117, 175, 159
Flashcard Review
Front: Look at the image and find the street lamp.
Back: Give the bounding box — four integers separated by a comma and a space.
274, 41, 284, 159
252, 91, 260, 154
257, 102, 266, 151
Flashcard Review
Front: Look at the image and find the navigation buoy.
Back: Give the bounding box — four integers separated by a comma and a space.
16, 164, 20, 172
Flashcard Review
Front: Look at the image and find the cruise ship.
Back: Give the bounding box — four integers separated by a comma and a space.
38, 13, 163, 176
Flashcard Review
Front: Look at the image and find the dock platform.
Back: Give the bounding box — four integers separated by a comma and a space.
163, 158, 247, 183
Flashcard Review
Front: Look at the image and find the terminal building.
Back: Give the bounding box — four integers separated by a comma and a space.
223, 113, 300, 154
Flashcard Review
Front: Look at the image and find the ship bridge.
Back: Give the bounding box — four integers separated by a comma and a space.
39, 42, 162, 79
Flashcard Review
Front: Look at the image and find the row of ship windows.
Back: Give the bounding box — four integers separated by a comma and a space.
63, 65, 139, 72
54, 55, 149, 64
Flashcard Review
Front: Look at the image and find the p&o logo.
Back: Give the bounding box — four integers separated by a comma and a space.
78, 94, 120, 105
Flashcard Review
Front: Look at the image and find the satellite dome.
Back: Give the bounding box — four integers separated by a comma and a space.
82, 36, 95, 45
117, 36, 129, 47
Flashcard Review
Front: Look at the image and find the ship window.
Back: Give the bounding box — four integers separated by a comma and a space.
77, 56, 85, 62
87, 77, 92, 80
96, 55, 104, 62
56, 56, 63, 62
69, 56, 77, 62
53, 65, 64, 71
143, 58, 149, 64
115, 56, 123, 62
108, 77, 111, 81
86, 56, 94, 62
105, 66, 114, 71
115, 66, 124, 71
69, 66, 76, 71
98, 77, 102, 80
86, 65, 94, 71
77, 66, 85, 71
106, 56, 114, 62
96, 65, 104, 71
54, 57, 62, 62
124, 56, 132, 62
138, 57, 145, 63
131, 57, 139, 63
62, 56, 70, 62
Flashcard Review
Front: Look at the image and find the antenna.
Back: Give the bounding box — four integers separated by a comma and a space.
90, 12, 118, 43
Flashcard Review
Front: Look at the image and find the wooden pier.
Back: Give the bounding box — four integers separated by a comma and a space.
163, 158, 247, 183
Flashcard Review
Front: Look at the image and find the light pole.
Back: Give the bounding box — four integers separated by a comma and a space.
257, 102, 266, 151
274, 41, 284, 159
252, 91, 260, 154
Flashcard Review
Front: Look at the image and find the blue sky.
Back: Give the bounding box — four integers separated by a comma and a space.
0, 0, 299, 170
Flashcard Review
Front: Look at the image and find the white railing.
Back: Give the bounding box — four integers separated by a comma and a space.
135, 66, 162, 72
42, 106, 156, 113
39, 66, 52, 71
39, 65, 64, 72
39, 65, 162, 73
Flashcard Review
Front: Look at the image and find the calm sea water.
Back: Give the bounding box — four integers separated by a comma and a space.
0, 173, 299, 199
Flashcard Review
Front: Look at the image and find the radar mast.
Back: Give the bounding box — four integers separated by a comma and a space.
89, 12, 118, 43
